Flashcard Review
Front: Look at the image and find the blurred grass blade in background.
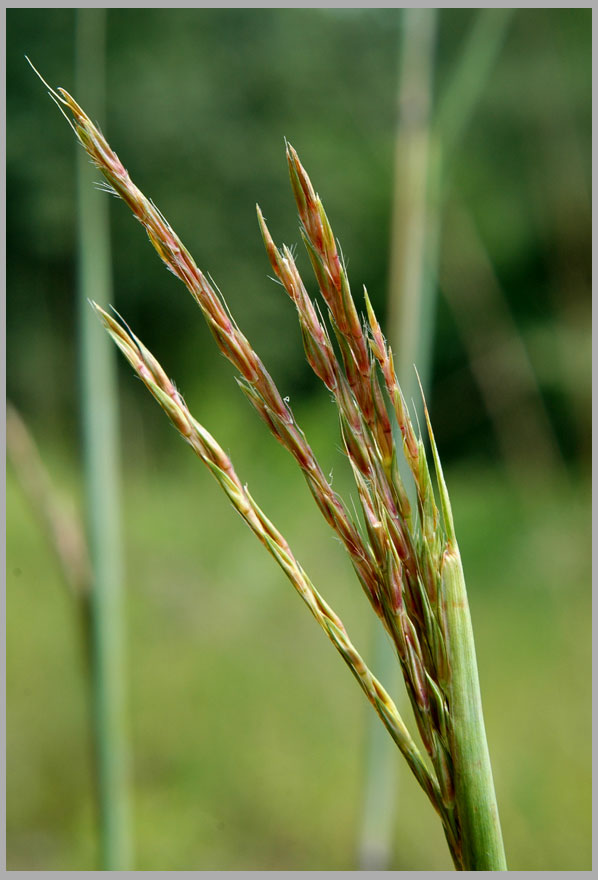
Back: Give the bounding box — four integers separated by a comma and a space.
74, 10, 133, 870
440, 202, 566, 489
6, 402, 92, 604
435, 8, 513, 164
387, 7, 438, 408
359, 7, 437, 871
427, 7, 564, 492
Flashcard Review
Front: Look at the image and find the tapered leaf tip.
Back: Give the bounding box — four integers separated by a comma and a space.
363, 285, 377, 326
414, 367, 456, 543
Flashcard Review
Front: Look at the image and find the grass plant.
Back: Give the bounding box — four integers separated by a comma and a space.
33, 65, 507, 871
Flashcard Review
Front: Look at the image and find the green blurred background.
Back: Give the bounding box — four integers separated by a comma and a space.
6, 8, 591, 871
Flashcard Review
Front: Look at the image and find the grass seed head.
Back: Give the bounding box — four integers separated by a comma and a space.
38, 66, 505, 866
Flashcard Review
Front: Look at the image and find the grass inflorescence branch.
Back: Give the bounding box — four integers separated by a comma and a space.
93, 304, 441, 815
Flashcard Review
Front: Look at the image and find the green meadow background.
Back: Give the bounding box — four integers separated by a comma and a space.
7, 8, 591, 871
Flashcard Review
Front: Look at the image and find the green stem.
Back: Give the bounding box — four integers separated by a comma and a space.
441, 550, 506, 871
425, 417, 507, 871
75, 9, 132, 870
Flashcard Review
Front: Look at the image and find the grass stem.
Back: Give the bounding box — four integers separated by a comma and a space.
75, 9, 132, 870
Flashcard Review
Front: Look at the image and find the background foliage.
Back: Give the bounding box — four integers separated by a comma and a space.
7, 8, 591, 871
